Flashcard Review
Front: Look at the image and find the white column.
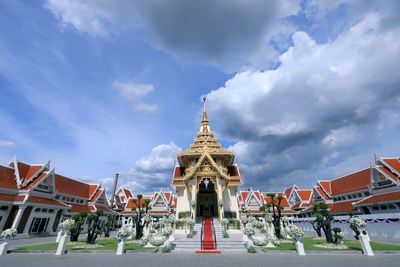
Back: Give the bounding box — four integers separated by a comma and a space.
359, 230, 374, 256
217, 177, 223, 221
47, 209, 58, 233
55, 232, 67, 255
11, 206, 26, 230
191, 181, 196, 218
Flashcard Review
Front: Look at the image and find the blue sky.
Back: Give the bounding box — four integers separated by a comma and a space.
0, 1, 399, 195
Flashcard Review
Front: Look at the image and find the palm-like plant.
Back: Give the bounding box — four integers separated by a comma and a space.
69, 212, 87, 242
87, 211, 104, 244
259, 193, 283, 238
312, 203, 334, 243
132, 194, 152, 239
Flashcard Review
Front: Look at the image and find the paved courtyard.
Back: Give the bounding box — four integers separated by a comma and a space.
2, 253, 400, 267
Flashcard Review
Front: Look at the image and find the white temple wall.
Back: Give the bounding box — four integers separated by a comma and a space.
176, 187, 190, 215
223, 187, 239, 217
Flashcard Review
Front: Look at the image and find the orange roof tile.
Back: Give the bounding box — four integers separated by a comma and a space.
297, 190, 312, 202
315, 186, 330, 200
27, 196, 69, 207
382, 158, 400, 173
284, 186, 293, 198
69, 204, 92, 213
355, 190, 400, 205
0, 193, 19, 202
17, 162, 42, 181
55, 174, 91, 198
0, 165, 18, 190
319, 181, 331, 195
330, 169, 371, 196
122, 188, 133, 198
329, 200, 357, 214
378, 166, 399, 182
173, 167, 185, 177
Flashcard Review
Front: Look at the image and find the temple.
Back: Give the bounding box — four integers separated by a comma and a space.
172, 97, 243, 221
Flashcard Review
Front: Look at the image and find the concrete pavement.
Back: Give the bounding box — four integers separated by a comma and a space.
1, 252, 400, 267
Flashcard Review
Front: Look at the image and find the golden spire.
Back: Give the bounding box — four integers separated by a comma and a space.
200, 96, 211, 133
202, 96, 208, 123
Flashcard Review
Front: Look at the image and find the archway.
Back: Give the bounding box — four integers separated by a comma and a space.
196, 178, 218, 218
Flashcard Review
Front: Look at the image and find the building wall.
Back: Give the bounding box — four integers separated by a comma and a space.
223, 186, 239, 217
0, 204, 12, 231
176, 187, 190, 216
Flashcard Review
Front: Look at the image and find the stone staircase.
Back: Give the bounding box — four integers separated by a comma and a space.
172, 223, 202, 252
172, 218, 246, 252
213, 218, 246, 251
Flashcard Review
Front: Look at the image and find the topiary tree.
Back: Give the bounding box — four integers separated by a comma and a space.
132, 194, 152, 239
69, 212, 88, 242
103, 214, 113, 238
259, 193, 283, 239
312, 203, 334, 243
310, 218, 322, 237
86, 211, 104, 244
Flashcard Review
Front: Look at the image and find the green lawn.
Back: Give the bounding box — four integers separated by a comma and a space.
264, 237, 400, 251
15, 238, 156, 252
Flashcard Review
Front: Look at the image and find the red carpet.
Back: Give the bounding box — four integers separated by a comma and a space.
201, 217, 215, 250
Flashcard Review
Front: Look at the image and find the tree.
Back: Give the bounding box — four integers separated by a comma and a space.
87, 211, 104, 244
259, 193, 283, 239
69, 212, 88, 242
312, 203, 334, 243
310, 219, 322, 237
132, 194, 152, 239
103, 214, 113, 238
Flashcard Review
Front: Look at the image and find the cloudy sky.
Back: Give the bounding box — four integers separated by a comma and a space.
0, 1, 399, 195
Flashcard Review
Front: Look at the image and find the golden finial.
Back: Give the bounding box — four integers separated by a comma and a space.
202, 96, 208, 122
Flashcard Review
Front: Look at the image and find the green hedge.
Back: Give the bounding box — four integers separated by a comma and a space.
178, 211, 191, 219
223, 211, 237, 219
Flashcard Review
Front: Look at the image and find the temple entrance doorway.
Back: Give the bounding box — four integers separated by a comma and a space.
196, 178, 218, 218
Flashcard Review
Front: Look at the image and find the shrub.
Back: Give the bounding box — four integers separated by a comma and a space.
186, 233, 193, 238
224, 211, 237, 219
223, 231, 229, 238
178, 211, 191, 219
162, 245, 171, 253
247, 246, 257, 253
332, 227, 344, 244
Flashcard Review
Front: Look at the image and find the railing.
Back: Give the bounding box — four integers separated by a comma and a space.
292, 212, 400, 223
200, 219, 204, 250
211, 218, 217, 249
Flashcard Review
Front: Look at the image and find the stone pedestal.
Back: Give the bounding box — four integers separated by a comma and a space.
116, 237, 125, 255
359, 230, 374, 256
295, 240, 306, 256
55, 234, 67, 255
0, 241, 9, 255
56, 230, 63, 243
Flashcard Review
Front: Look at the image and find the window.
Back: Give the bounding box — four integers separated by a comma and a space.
48, 209, 54, 213
364, 192, 370, 196
0, 206, 9, 211
42, 208, 48, 213
357, 193, 362, 198
348, 195, 352, 199
62, 196, 66, 201
34, 207, 41, 212
372, 206, 379, 210
55, 195, 60, 200
380, 205, 388, 210
388, 205, 396, 210
352, 194, 357, 199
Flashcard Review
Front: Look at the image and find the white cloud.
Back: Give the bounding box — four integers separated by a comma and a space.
110, 142, 182, 194
44, 0, 301, 71
206, 11, 400, 190
113, 80, 158, 113
0, 139, 15, 147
